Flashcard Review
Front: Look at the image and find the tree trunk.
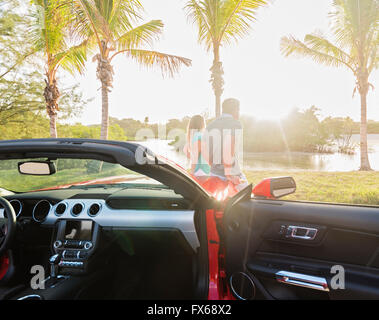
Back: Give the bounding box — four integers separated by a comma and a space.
210, 45, 224, 117
49, 114, 57, 138
359, 91, 371, 170
94, 49, 114, 140
100, 83, 109, 140
44, 77, 60, 138
215, 90, 221, 118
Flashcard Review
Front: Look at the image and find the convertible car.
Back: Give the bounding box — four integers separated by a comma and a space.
0, 139, 378, 300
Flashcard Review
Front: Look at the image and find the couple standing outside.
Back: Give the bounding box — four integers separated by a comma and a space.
184, 98, 248, 193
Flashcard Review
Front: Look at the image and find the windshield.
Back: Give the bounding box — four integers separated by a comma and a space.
0, 158, 159, 193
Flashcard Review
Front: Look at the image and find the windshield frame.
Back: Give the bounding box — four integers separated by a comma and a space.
0, 139, 211, 202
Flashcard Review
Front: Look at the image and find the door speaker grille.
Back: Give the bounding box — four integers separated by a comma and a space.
230, 272, 256, 300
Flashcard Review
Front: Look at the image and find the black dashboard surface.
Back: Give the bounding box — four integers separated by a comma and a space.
1, 184, 199, 252
5, 185, 186, 205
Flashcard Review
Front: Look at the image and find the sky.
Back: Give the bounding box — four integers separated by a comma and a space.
66, 0, 379, 125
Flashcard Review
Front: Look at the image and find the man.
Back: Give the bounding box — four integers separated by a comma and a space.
205, 98, 247, 191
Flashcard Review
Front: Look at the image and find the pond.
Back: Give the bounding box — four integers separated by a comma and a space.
140, 134, 379, 172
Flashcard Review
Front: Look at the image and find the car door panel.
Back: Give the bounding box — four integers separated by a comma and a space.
224, 198, 379, 300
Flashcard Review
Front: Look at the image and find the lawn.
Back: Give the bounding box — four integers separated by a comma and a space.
0, 167, 130, 193
245, 170, 379, 205
1, 165, 378, 206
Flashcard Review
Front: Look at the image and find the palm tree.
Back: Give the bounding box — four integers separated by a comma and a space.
186, 0, 267, 117
68, 0, 192, 140
281, 0, 379, 171
31, 0, 87, 138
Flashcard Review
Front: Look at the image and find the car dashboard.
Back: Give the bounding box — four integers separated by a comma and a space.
1, 185, 200, 254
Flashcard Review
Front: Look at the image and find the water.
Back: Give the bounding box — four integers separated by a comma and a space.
140, 134, 379, 172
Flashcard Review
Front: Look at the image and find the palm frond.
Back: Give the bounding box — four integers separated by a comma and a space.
53, 41, 88, 75
67, 0, 146, 51
368, 31, 379, 71
185, 0, 213, 50
329, 0, 355, 50
280, 35, 354, 71
116, 20, 163, 51
220, 0, 267, 45
108, 0, 142, 35
67, 0, 108, 47
304, 32, 355, 69
330, 0, 379, 62
29, 0, 89, 76
60, 0, 93, 40
115, 49, 192, 77
30, 0, 66, 54
365, 1, 379, 71
186, 0, 266, 49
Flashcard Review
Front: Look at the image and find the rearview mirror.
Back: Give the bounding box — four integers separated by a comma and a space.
18, 161, 56, 176
252, 176, 296, 199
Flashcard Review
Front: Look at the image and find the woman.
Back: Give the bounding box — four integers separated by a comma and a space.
184, 115, 210, 179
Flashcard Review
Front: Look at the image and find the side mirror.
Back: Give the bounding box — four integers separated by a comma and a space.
252, 176, 296, 199
18, 161, 56, 176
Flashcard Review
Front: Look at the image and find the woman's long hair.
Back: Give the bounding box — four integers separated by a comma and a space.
187, 115, 206, 148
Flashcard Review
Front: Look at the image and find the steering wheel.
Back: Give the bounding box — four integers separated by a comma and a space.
0, 197, 17, 257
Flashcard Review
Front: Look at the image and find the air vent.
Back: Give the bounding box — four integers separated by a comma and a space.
88, 203, 101, 217
32, 200, 52, 223
71, 203, 84, 216
10, 199, 22, 217
55, 203, 67, 216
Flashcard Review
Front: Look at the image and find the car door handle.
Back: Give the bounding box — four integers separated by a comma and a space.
286, 226, 318, 240
276, 271, 329, 292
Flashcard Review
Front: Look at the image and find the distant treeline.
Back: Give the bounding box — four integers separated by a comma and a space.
1, 106, 378, 154
241, 107, 352, 153
109, 107, 367, 154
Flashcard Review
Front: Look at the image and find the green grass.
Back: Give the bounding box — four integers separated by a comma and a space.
245, 170, 379, 205
1, 165, 378, 206
0, 167, 130, 193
